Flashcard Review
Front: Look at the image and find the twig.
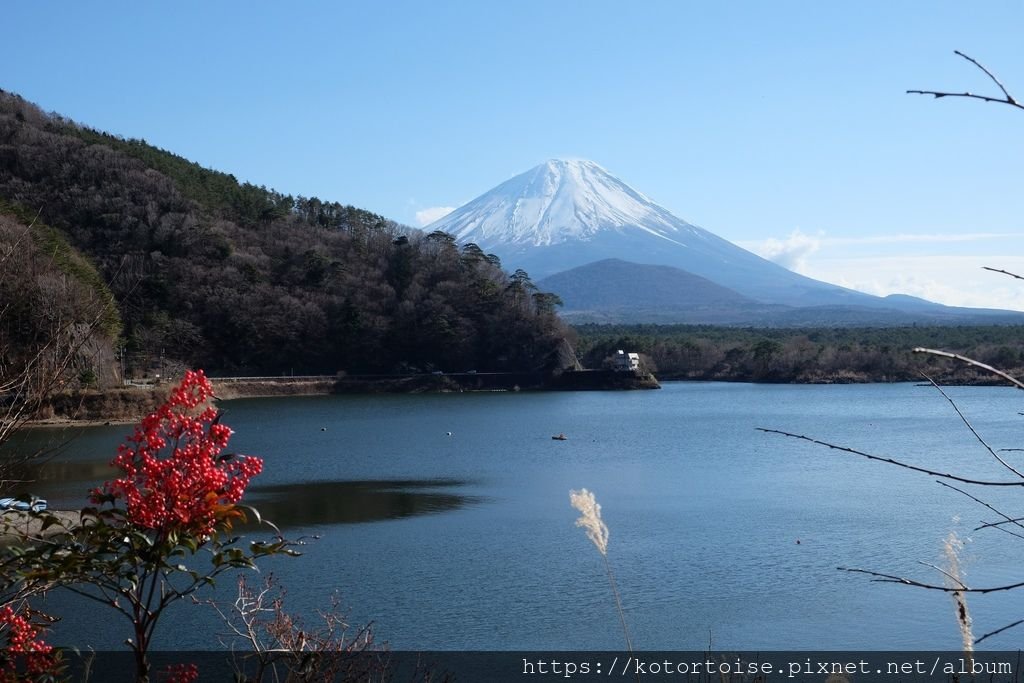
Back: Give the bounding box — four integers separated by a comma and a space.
975, 516, 1024, 532
954, 51, 1015, 101
907, 50, 1024, 111
756, 428, 1024, 486
937, 481, 1024, 538
839, 567, 1024, 594
983, 266, 1024, 281
912, 348, 1024, 391
917, 560, 967, 590
975, 619, 1024, 645
921, 373, 1024, 479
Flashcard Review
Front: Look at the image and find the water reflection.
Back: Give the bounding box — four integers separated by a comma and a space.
243, 479, 484, 528
20, 459, 116, 484
0, 426, 122, 502
1, 448, 483, 529
0, 458, 115, 502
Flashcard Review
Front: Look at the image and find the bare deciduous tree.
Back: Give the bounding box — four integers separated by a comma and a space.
0, 209, 120, 487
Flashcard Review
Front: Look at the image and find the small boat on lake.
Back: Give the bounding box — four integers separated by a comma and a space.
551, 433, 567, 441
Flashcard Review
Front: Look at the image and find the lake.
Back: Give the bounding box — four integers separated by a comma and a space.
8, 382, 1024, 651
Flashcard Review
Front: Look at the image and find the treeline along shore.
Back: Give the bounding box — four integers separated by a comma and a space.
28, 320, 1024, 424
575, 323, 1024, 384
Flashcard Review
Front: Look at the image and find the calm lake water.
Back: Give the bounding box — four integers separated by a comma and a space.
8, 382, 1024, 650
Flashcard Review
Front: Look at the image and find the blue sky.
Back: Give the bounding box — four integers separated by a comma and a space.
5, 1, 1023, 310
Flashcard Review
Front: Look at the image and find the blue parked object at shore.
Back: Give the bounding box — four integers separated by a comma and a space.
0, 497, 47, 513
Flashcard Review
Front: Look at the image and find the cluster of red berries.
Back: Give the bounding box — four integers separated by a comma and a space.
97, 370, 263, 536
161, 662, 199, 683
0, 605, 58, 680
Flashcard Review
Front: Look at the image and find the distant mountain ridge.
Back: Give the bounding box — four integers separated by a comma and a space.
539, 258, 1024, 326
537, 258, 783, 323
430, 159, 1024, 324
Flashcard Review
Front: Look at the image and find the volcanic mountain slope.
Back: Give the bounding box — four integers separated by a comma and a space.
536, 258, 785, 323
426, 159, 882, 308
428, 159, 1024, 323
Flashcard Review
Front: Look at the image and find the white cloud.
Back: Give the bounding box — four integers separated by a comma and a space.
740, 229, 1024, 311
739, 231, 1020, 258
826, 232, 1022, 247
415, 206, 456, 227
750, 229, 821, 273
803, 255, 1024, 311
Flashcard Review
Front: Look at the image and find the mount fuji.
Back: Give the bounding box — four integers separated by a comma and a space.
425, 159, 1019, 323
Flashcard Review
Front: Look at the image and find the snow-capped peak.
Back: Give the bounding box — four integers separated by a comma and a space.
427, 158, 694, 250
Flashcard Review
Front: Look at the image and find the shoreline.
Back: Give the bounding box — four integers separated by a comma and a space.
22, 417, 136, 429
23, 371, 657, 425
23, 371, 1017, 428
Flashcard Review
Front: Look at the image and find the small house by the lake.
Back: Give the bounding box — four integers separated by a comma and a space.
612, 350, 641, 372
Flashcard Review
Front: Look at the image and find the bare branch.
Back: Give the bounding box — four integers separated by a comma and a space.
913, 348, 1024, 391
983, 266, 1024, 281
974, 619, 1024, 645
839, 566, 1024, 594
917, 560, 967, 590
937, 481, 1024, 539
757, 428, 1024, 486
906, 89, 1024, 109
954, 50, 1017, 102
922, 373, 1024, 479
976, 516, 1024, 533
908, 51, 1023, 111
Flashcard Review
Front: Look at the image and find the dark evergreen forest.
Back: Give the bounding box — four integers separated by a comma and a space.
0, 90, 572, 381
575, 324, 1024, 383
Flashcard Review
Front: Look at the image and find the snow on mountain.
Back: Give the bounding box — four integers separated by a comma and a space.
427, 159, 877, 307
434, 159, 705, 249
426, 159, 1024, 322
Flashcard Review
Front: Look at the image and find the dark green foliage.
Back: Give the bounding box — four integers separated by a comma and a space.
0, 91, 570, 377
575, 324, 1024, 383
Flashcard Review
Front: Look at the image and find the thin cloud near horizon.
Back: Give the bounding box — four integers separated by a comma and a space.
415, 206, 457, 227
737, 229, 1021, 253
740, 229, 1024, 311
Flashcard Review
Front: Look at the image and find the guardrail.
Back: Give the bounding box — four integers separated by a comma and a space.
126, 372, 539, 385
207, 375, 338, 382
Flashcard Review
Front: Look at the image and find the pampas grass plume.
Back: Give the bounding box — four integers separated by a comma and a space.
569, 488, 634, 658
570, 488, 609, 556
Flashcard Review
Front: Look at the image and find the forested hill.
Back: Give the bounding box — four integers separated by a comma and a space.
0, 90, 571, 379
575, 324, 1024, 383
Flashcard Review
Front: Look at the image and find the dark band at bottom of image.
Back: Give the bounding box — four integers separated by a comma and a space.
30, 650, 1024, 682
